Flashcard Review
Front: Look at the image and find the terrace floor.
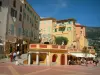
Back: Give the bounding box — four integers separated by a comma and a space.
0, 61, 100, 75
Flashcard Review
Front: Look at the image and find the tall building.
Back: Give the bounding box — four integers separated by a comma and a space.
40, 18, 76, 46
0, 0, 40, 54
40, 18, 56, 44
40, 18, 88, 50
53, 19, 76, 47
75, 23, 88, 49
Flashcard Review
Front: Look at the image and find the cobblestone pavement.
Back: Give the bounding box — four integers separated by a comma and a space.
0, 62, 100, 75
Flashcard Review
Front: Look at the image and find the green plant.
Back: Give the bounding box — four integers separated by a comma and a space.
55, 36, 68, 45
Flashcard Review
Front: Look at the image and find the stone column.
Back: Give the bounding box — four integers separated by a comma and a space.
57, 54, 61, 65
36, 52, 39, 65
65, 54, 68, 65
46, 53, 50, 66
28, 53, 31, 65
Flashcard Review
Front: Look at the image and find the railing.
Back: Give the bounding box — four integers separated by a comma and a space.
29, 44, 67, 50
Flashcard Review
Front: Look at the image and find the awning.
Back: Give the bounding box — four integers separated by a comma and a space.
0, 43, 3, 46
70, 52, 95, 58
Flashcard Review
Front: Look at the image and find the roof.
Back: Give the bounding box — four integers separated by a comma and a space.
57, 18, 76, 23
75, 25, 86, 27
57, 19, 68, 23
40, 17, 56, 21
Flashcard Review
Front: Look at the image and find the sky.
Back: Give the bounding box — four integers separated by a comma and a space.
27, 0, 100, 27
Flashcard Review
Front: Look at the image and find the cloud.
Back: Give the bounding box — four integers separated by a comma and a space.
61, 2, 67, 7
57, 0, 67, 8
49, 0, 68, 16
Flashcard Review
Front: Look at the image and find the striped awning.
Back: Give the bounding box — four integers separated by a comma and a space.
70, 52, 95, 58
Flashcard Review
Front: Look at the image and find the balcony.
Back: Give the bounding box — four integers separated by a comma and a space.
59, 23, 66, 26
29, 44, 67, 50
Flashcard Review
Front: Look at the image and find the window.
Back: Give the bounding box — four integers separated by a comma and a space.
20, 6, 22, 12
35, 24, 37, 29
27, 6, 29, 11
81, 27, 83, 29
18, 28, 21, 36
30, 10, 32, 14
80, 31, 82, 34
32, 13, 34, 17
30, 18, 31, 23
0, 1, 2, 6
23, 12, 26, 19
11, 8, 17, 18
19, 14, 22, 21
31, 31, 33, 37
35, 16, 36, 20
55, 29, 57, 32
13, 0, 16, 7
59, 27, 65, 32
25, 4, 26, 8
11, 24, 14, 35
67, 27, 71, 31
27, 15, 29, 21
32, 23, 33, 27
0, 1, 2, 12
48, 27, 50, 32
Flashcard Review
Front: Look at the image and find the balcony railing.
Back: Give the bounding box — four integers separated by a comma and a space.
29, 44, 67, 50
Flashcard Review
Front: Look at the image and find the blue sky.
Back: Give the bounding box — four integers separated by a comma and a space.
27, 0, 100, 27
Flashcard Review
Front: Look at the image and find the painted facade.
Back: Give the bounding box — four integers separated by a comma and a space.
75, 23, 88, 49
40, 18, 76, 46
25, 44, 68, 66
40, 18, 89, 51
39, 18, 56, 44
24, 44, 95, 66
53, 19, 76, 47
0, 0, 40, 54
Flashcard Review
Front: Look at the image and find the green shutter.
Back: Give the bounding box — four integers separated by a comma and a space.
11, 24, 14, 35
67, 27, 71, 31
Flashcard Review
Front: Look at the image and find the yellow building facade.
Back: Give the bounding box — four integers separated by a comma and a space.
53, 19, 76, 46
24, 44, 68, 66
40, 18, 88, 51
23, 44, 95, 66
75, 23, 88, 50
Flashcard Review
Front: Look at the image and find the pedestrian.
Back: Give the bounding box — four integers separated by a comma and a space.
13, 51, 16, 61
9, 52, 13, 62
84, 59, 88, 66
95, 59, 99, 66
68, 60, 71, 65
17, 51, 20, 58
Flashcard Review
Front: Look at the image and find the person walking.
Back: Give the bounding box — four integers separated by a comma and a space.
17, 51, 20, 58
10, 52, 13, 62
13, 51, 16, 61
95, 59, 99, 66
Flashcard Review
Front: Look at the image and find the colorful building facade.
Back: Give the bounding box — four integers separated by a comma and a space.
40, 18, 88, 51
75, 23, 88, 50
39, 18, 56, 44
53, 19, 76, 47
0, 0, 40, 54
25, 44, 68, 66
23, 44, 95, 66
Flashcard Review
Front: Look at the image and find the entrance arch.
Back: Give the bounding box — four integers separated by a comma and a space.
61, 54, 65, 65
52, 54, 57, 62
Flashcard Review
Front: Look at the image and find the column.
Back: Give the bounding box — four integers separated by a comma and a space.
46, 53, 50, 66
65, 54, 68, 65
36, 53, 39, 65
28, 53, 31, 65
